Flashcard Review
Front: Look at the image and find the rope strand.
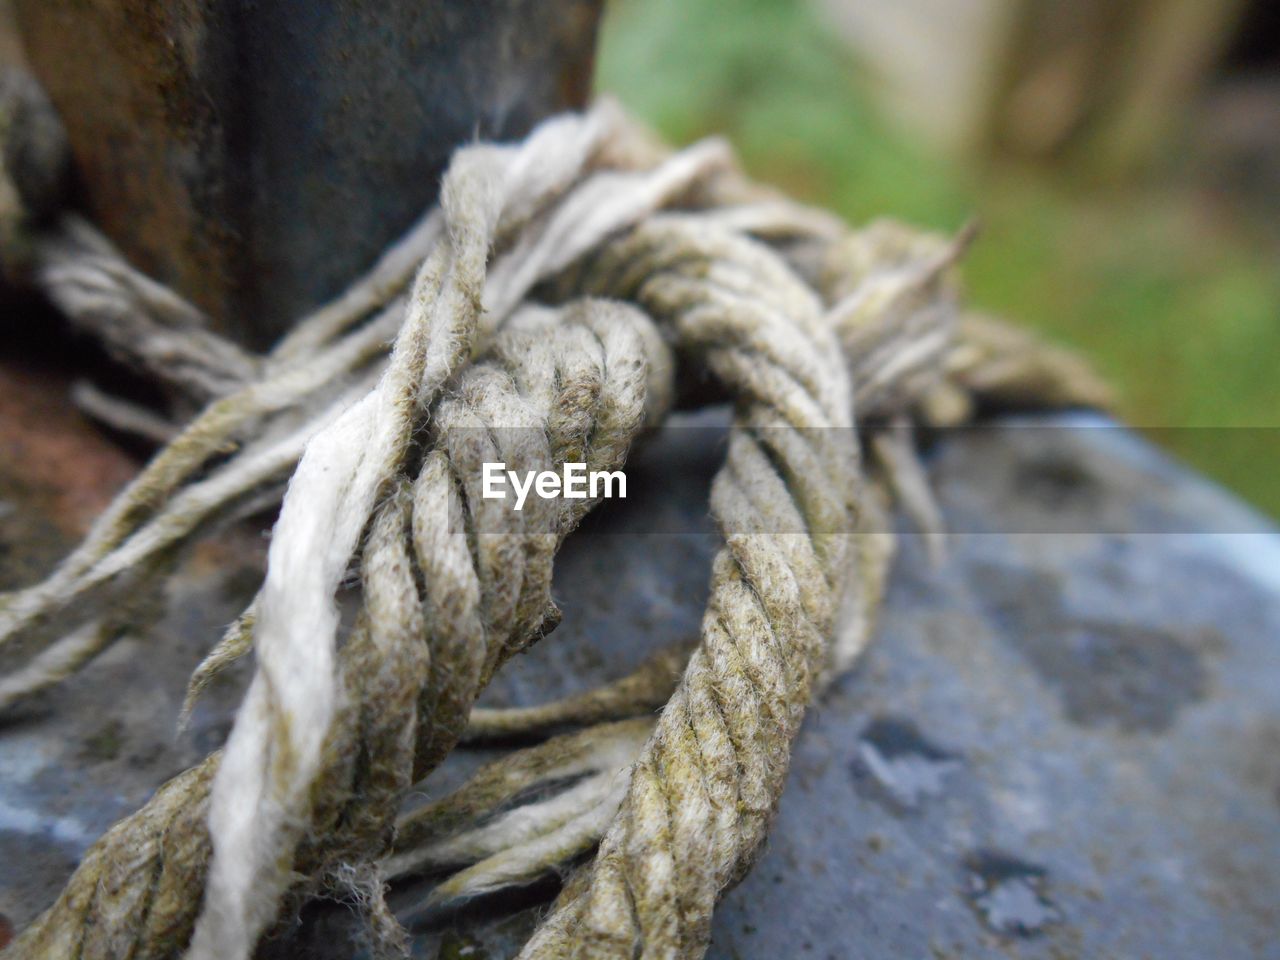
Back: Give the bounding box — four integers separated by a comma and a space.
0, 85, 1110, 959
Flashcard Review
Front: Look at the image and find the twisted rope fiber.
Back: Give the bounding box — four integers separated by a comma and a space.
0, 85, 1111, 959
4, 204, 909, 958
4, 103, 687, 959
513, 215, 867, 957
7, 291, 674, 959
0, 103, 731, 712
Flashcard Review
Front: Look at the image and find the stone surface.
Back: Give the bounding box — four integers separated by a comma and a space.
11, 0, 602, 346
1, 407, 1278, 958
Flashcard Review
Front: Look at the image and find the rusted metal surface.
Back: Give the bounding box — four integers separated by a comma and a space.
11, 0, 603, 347
0, 334, 138, 545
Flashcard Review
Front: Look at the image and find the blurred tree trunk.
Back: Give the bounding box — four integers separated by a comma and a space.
818, 0, 1249, 174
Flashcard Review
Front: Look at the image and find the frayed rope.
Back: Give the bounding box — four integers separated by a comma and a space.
0, 72, 1109, 960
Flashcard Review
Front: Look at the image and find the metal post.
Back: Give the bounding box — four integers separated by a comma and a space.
12, 0, 603, 346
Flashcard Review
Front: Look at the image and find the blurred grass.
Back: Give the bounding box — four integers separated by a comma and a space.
595, 0, 1280, 517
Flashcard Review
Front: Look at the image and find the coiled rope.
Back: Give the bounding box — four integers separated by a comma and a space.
0, 68, 1110, 960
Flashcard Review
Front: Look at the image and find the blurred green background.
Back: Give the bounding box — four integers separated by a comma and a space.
594, 0, 1280, 517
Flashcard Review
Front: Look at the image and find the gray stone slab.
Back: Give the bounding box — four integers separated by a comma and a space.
2, 412, 1278, 958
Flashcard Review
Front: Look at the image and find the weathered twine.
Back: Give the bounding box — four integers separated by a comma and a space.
0, 69, 1109, 960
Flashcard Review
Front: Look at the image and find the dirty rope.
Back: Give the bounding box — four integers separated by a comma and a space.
0, 70, 1110, 960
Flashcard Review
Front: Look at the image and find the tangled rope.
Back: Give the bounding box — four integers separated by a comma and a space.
0, 72, 1110, 960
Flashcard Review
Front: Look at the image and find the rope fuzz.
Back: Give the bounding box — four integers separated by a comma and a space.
0, 82, 1109, 960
